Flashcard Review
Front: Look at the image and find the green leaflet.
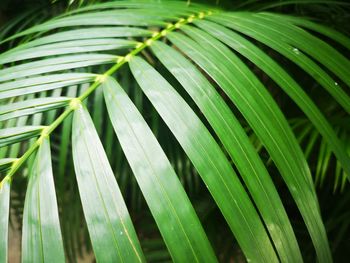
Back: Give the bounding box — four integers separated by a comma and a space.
0, 158, 17, 173
72, 104, 145, 263
194, 19, 350, 183
251, 13, 350, 88
58, 86, 78, 185
21, 138, 65, 263
0, 97, 71, 121
258, 13, 350, 50
0, 73, 95, 92
167, 29, 331, 262
129, 56, 278, 263
0, 38, 137, 64
0, 126, 45, 147
103, 76, 217, 263
151, 40, 302, 262
168, 28, 313, 188
0, 1, 213, 44
209, 13, 350, 114
0, 54, 116, 82
0, 113, 30, 160
91, 84, 104, 135
0, 73, 96, 100
11, 27, 151, 51
3, 10, 170, 42
0, 178, 10, 263
315, 137, 332, 187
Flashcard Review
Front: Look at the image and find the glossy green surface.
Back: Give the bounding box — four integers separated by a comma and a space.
259, 12, 350, 49
252, 13, 350, 88
129, 56, 278, 263
168, 29, 331, 262
0, 97, 71, 121
0, 38, 137, 64
72, 105, 145, 263
151, 40, 302, 262
209, 13, 350, 114
0, 54, 116, 82
103, 76, 217, 263
21, 138, 65, 263
0, 158, 17, 173
195, 18, 350, 184
0, 73, 96, 100
0, 126, 44, 147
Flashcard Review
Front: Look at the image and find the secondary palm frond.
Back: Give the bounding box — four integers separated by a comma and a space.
0, 0, 349, 262
291, 117, 349, 192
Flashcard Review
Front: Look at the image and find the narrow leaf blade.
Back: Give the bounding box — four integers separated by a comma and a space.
129, 56, 278, 263
21, 138, 65, 262
151, 40, 302, 262
72, 104, 145, 263
168, 28, 331, 262
103, 76, 217, 263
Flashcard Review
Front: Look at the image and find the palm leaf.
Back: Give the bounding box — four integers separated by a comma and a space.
151, 40, 302, 262
167, 29, 330, 261
21, 137, 65, 262
1, 1, 349, 262
72, 104, 145, 262
195, 19, 350, 181
0, 126, 45, 147
103, 76, 217, 262
130, 56, 278, 262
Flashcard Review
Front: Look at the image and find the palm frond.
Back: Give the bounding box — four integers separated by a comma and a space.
1, 1, 349, 262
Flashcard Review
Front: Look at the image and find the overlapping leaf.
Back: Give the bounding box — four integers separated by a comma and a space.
151, 40, 302, 262
103, 76, 217, 262
129, 56, 278, 262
